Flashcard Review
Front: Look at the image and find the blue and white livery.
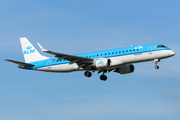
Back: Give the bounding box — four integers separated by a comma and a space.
5, 37, 175, 81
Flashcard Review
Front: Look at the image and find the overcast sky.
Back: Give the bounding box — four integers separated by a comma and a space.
1, 0, 180, 120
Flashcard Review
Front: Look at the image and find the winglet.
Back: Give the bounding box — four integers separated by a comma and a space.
37, 43, 48, 52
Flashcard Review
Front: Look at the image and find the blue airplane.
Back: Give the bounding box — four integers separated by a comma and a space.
5, 37, 175, 81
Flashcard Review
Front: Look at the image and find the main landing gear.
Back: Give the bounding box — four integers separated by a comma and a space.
84, 71, 108, 81
154, 59, 160, 69
100, 73, 107, 81
84, 71, 92, 77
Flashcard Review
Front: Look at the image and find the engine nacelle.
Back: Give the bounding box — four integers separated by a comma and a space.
114, 64, 135, 74
93, 59, 111, 68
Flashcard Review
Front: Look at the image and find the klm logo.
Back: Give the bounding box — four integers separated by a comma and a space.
24, 46, 35, 54
134, 45, 143, 49
98, 61, 104, 64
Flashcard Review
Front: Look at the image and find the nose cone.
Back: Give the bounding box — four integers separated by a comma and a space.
168, 50, 175, 56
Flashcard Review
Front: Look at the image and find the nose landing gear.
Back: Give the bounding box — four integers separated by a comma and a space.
155, 65, 159, 69
154, 59, 160, 69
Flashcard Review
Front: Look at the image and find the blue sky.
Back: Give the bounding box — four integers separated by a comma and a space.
1, 0, 180, 120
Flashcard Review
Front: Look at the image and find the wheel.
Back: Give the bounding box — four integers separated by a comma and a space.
88, 72, 92, 77
100, 75, 107, 81
84, 71, 88, 76
84, 71, 92, 77
155, 65, 159, 69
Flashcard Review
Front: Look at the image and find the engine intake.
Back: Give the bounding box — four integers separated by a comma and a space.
114, 64, 135, 74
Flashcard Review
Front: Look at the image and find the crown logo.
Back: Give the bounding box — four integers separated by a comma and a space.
98, 61, 104, 64
26, 46, 32, 50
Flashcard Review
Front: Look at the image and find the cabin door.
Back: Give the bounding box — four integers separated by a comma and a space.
148, 46, 152, 54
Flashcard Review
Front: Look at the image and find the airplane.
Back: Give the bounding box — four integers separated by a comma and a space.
5, 37, 175, 81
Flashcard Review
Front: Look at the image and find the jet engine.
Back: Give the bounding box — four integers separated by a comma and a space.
93, 59, 111, 68
114, 64, 135, 74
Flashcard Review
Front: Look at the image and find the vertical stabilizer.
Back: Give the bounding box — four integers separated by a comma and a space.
20, 37, 49, 63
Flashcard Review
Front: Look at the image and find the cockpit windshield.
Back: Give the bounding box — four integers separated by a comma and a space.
161, 45, 167, 48
157, 45, 168, 48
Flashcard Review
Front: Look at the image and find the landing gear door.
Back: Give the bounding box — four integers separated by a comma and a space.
148, 46, 152, 54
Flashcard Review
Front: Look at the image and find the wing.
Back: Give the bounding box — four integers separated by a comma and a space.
37, 43, 94, 67
4, 59, 35, 66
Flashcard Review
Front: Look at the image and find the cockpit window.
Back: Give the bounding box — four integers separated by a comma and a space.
157, 45, 168, 48
161, 45, 167, 48
157, 45, 161, 48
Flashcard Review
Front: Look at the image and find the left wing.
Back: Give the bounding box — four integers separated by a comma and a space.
37, 43, 94, 66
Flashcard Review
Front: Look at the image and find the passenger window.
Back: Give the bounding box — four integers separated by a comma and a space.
133, 49, 135, 51
112, 52, 114, 54
116, 52, 117, 54
123, 51, 124, 53
97, 54, 99, 56
109, 53, 110, 55
101, 54, 102, 56
126, 50, 128, 52
119, 51, 121, 53
130, 50, 132, 52
93, 55, 95, 57
137, 49, 139, 51
89, 56, 91, 57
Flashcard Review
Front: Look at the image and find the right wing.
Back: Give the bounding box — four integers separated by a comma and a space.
4, 59, 35, 66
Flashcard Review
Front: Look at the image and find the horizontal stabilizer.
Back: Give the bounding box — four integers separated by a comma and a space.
4, 59, 35, 66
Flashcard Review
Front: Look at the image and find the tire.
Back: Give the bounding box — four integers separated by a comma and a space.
84, 71, 92, 77
100, 75, 107, 81
155, 65, 159, 69
88, 72, 92, 77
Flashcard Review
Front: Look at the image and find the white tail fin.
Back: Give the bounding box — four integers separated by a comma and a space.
20, 37, 49, 63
